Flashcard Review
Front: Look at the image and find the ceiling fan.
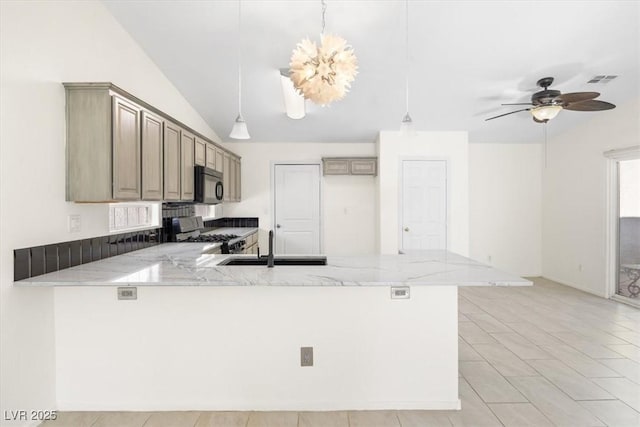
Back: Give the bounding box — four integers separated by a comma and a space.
485, 77, 616, 123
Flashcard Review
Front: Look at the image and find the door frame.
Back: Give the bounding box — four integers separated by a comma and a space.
271, 161, 324, 253
604, 146, 640, 306
398, 157, 451, 252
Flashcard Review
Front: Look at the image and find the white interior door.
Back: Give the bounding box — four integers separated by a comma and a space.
401, 160, 447, 251
274, 164, 321, 254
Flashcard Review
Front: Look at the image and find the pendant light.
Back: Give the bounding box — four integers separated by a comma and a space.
229, 0, 250, 139
400, 0, 414, 135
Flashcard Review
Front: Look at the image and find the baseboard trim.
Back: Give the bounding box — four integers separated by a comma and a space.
541, 275, 607, 298
56, 400, 462, 411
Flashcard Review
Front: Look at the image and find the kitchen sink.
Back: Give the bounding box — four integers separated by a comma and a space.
219, 255, 327, 266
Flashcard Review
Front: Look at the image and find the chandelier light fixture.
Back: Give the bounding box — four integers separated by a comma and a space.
400, 0, 414, 135
289, 0, 358, 106
229, 0, 250, 140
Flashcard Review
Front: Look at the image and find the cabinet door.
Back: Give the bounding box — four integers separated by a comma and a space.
323, 159, 349, 175
112, 96, 141, 200
180, 130, 195, 201
215, 148, 224, 173
163, 121, 181, 201
205, 143, 216, 170
141, 111, 163, 200
228, 157, 236, 201
350, 159, 377, 175
235, 158, 241, 201
223, 152, 231, 201
195, 137, 206, 166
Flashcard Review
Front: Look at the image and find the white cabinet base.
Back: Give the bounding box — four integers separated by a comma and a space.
54, 285, 459, 411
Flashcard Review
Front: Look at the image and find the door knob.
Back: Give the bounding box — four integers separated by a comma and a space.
276, 224, 281, 228
404, 227, 410, 232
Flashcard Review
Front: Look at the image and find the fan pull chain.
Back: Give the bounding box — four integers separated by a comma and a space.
543, 122, 548, 169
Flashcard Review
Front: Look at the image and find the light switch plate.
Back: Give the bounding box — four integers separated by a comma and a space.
68, 215, 81, 233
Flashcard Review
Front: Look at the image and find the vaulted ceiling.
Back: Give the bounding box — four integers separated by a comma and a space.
103, 0, 639, 143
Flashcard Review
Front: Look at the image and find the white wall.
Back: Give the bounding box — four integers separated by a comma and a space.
469, 143, 542, 276
221, 142, 378, 255
542, 97, 640, 297
377, 131, 469, 256
0, 1, 219, 424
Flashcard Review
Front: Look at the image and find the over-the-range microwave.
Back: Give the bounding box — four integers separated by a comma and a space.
194, 166, 224, 204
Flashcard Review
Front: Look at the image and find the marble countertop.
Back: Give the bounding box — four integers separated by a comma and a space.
14, 242, 531, 287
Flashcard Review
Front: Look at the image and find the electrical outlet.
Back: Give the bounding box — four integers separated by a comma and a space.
117, 287, 137, 300
391, 286, 410, 299
301, 347, 313, 367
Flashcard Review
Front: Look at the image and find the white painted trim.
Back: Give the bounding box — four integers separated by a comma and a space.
604, 145, 640, 160
57, 399, 462, 411
270, 161, 324, 253
603, 146, 640, 299
397, 157, 451, 252
542, 275, 608, 298
604, 158, 619, 299
611, 294, 640, 308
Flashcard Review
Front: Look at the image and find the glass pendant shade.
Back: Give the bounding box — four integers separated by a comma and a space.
531, 105, 562, 121
229, 114, 250, 139
400, 112, 415, 135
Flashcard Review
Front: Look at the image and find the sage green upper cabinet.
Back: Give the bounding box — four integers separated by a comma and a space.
234, 156, 241, 202
163, 120, 181, 201
194, 137, 206, 166
222, 152, 231, 202
228, 157, 237, 201
180, 130, 195, 201
112, 96, 142, 200
65, 84, 141, 201
205, 143, 216, 170
64, 82, 241, 202
141, 111, 164, 200
215, 147, 224, 173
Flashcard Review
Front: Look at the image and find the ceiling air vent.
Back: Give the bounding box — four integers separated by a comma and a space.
587, 75, 618, 84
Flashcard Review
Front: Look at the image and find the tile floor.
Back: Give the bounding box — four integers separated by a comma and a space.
41, 278, 640, 427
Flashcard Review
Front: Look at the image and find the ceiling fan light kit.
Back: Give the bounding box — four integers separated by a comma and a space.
289, 0, 358, 106
230, 0, 250, 140
485, 76, 616, 123
531, 105, 562, 122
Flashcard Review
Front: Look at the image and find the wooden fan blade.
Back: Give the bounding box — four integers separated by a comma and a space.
501, 103, 533, 106
556, 92, 600, 103
485, 108, 531, 121
563, 100, 616, 111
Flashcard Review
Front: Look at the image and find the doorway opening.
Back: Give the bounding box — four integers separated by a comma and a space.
605, 147, 640, 307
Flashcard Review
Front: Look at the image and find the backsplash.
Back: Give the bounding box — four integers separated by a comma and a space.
13, 229, 161, 281
204, 217, 259, 228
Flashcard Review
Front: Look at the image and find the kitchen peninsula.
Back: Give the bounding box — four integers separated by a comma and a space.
16, 247, 530, 412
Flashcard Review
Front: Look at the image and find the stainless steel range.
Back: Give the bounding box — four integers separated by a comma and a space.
172, 216, 246, 254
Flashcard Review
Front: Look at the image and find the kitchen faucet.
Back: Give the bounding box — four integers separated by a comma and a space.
267, 230, 274, 268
